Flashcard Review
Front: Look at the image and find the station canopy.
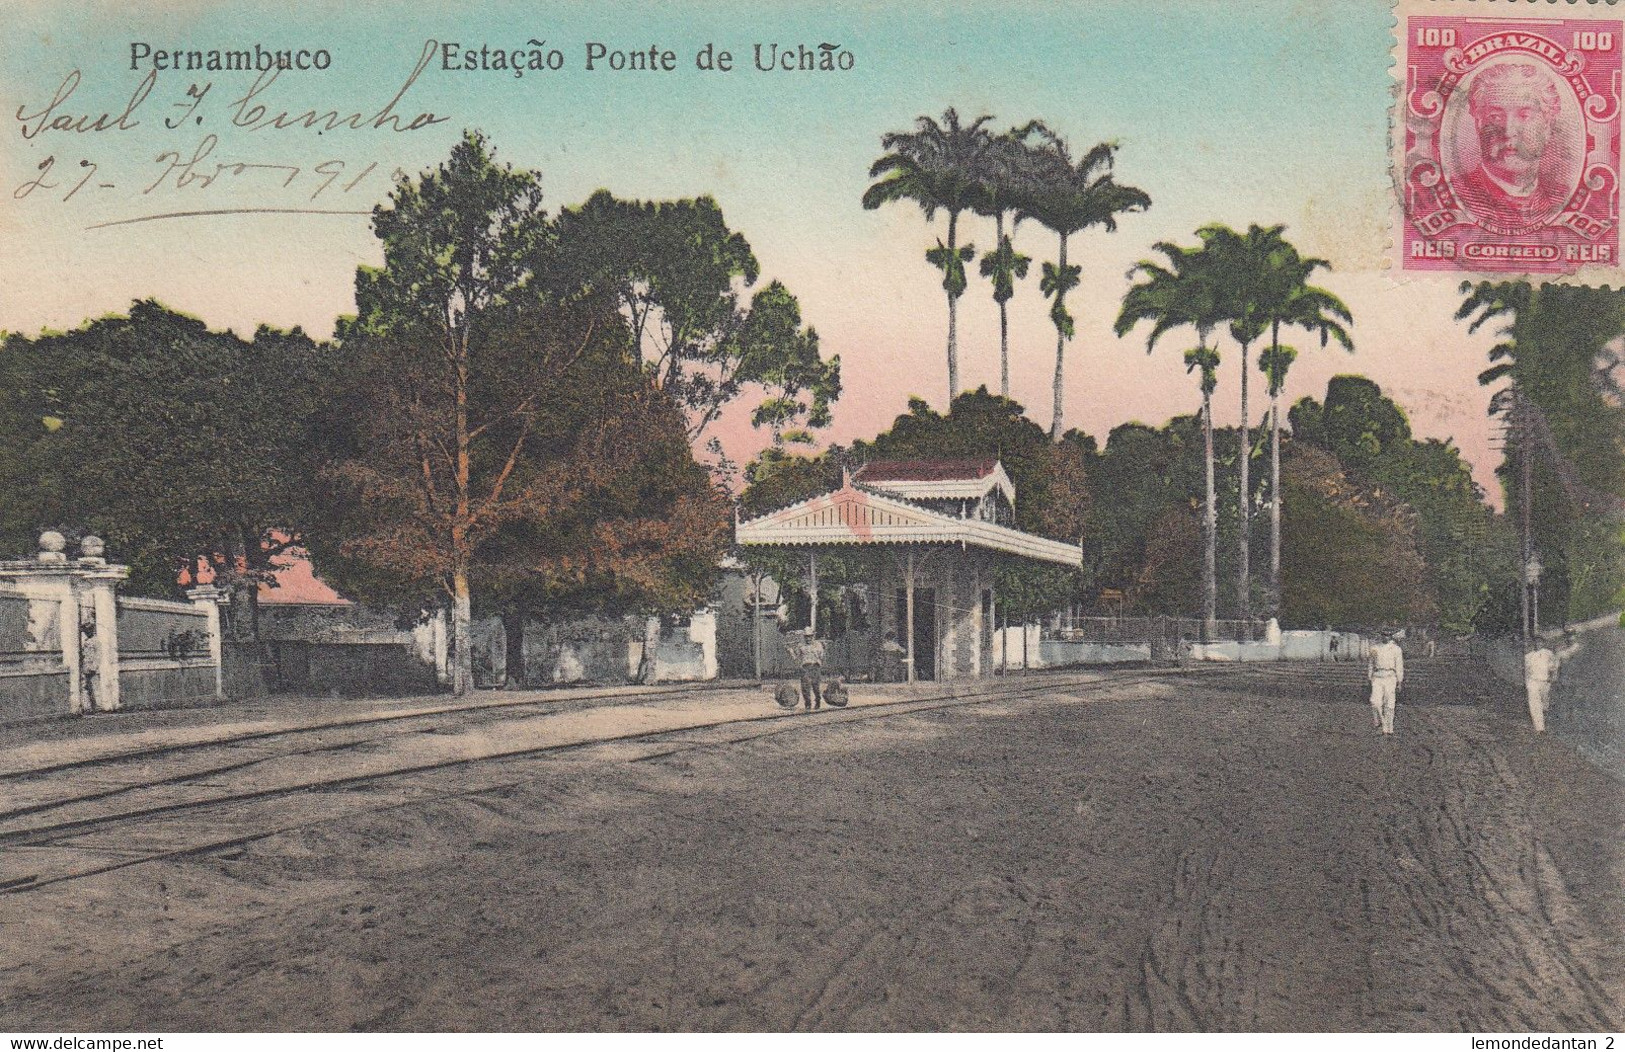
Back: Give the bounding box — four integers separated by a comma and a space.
735, 473, 1081, 567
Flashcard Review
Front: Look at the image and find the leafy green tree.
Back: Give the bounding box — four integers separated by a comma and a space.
1279, 444, 1435, 628
0, 301, 334, 615
1136, 503, 1205, 617
863, 108, 997, 402
853, 388, 1089, 542
1287, 395, 1327, 449
1318, 375, 1413, 471
1291, 376, 1506, 631
471, 353, 731, 683
1458, 281, 1625, 625
1080, 420, 1205, 612
332, 130, 550, 693
555, 191, 839, 446
1019, 133, 1151, 439
320, 131, 731, 694
1378, 438, 1510, 632
738, 445, 845, 519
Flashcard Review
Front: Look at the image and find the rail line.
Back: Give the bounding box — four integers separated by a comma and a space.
0, 681, 786, 827
0, 679, 767, 783
0, 667, 1208, 894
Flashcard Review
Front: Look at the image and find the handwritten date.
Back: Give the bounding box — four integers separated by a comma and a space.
15, 138, 393, 203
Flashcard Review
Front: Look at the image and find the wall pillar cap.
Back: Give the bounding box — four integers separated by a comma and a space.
38, 531, 67, 562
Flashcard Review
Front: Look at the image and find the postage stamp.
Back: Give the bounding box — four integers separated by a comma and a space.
1394, 0, 1624, 276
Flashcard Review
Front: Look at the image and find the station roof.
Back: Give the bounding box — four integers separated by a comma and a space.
853, 458, 1016, 505
735, 480, 1080, 567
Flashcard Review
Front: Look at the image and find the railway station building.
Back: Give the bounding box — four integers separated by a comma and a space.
732, 459, 1082, 683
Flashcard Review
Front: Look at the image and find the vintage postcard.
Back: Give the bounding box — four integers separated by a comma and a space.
0, 0, 1621, 1038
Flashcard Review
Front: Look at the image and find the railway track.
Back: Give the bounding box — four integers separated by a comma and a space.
0, 679, 782, 829
0, 666, 1214, 895
0, 678, 769, 783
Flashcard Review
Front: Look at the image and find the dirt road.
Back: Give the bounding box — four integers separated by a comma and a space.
1, 663, 1620, 1031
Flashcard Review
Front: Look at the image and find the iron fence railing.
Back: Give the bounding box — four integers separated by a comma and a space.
1047, 615, 1271, 645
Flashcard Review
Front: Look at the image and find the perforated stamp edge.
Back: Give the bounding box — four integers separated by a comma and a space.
1389, 0, 1625, 285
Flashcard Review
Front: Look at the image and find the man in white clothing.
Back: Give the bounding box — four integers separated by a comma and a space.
1523, 633, 1580, 733
1367, 629, 1405, 735
791, 626, 827, 710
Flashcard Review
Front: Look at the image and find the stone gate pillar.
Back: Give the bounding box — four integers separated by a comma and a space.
186, 584, 227, 701
75, 536, 128, 712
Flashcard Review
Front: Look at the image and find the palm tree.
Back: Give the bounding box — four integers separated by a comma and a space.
1457, 280, 1537, 635
1195, 223, 1272, 626
1020, 133, 1151, 439
1257, 242, 1353, 617
863, 108, 997, 402
974, 126, 1042, 399
1116, 239, 1224, 634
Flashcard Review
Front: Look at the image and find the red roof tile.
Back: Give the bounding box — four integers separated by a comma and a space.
181, 543, 352, 606
854, 458, 1000, 483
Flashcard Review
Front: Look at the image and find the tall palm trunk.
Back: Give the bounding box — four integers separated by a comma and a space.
1237, 338, 1253, 628
1050, 234, 1069, 441
945, 210, 960, 401
1269, 393, 1282, 618
996, 212, 1010, 399
1267, 320, 1284, 621
1202, 384, 1217, 638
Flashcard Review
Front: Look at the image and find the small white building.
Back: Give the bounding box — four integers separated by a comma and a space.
734, 459, 1081, 682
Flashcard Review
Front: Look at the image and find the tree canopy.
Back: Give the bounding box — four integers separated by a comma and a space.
557, 190, 840, 447
0, 300, 334, 602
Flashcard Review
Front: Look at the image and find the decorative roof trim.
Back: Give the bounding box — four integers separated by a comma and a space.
736, 482, 1079, 567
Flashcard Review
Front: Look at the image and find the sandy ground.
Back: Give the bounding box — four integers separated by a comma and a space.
1, 663, 1621, 1032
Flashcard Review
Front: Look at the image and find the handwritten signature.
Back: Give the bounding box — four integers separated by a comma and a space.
15, 39, 447, 140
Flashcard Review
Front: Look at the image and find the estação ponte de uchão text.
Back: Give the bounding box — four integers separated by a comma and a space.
436, 40, 856, 76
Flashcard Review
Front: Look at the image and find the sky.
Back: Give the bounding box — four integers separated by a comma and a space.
0, 0, 1511, 500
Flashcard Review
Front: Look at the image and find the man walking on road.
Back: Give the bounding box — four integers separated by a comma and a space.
791, 626, 826, 710
1524, 633, 1580, 733
1368, 629, 1405, 735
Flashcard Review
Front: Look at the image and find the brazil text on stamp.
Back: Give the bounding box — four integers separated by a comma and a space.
1395, 1, 1622, 276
